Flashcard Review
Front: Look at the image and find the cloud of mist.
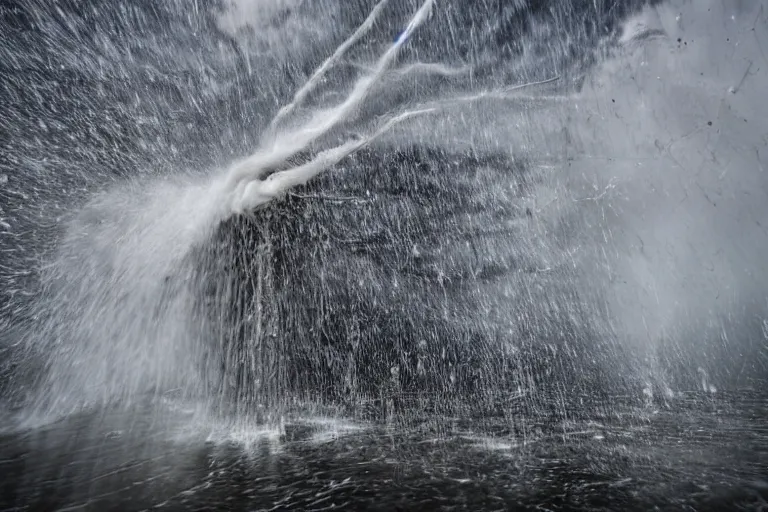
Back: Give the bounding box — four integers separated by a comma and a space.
569, 0, 768, 387
215, 0, 340, 59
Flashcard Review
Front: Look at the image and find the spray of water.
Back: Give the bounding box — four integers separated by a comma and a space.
19, 0, 462, 424
11, 0, 767, 432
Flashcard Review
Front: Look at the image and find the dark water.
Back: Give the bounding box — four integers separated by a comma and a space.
2, 389, 767, 511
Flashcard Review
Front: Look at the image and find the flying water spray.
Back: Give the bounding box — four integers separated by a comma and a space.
22, 0, 448, 424
14, 0, 764, 432
226, 0, 435, 210
2, 1, 767, 508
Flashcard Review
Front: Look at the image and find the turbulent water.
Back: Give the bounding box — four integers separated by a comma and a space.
1, 0, 767, 510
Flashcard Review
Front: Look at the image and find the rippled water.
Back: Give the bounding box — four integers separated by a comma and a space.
2, 390, 767, 510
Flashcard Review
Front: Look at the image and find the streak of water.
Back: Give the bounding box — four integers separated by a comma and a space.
224, 0, 435, 197
267, 0, 391, 132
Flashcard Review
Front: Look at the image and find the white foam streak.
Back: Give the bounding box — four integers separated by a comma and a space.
392, 62, 470, 78
268, 0, 390, 132
235, 108, 435, 212
225, 0, 435, 212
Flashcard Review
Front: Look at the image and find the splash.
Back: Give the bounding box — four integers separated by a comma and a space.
13, 0, 766, 431
225, 0, 436, 211
21, 0, 444, 424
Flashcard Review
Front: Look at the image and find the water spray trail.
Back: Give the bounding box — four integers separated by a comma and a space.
235, 108, 435, 213
224, 0, 435, 196
267, 0, 391, 133
391, 62, 470, 78
412, 76, 563, 111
